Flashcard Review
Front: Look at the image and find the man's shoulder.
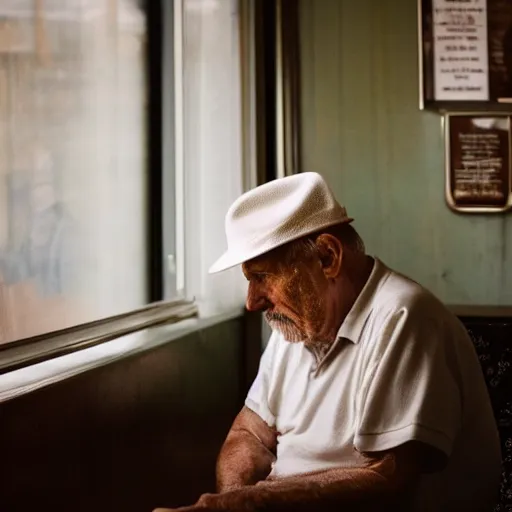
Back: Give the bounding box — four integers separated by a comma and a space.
375, 262, 454, 325
363, 264, 469, 357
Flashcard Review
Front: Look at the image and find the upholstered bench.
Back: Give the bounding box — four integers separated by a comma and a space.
463, 317, 512, 511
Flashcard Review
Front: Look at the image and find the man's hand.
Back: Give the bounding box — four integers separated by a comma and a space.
152, 493, 234, 512
154, 508, 204, 512
153, 508, 214, 512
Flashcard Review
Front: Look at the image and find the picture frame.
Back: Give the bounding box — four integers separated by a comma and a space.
419, 0, 512, 111
444, 112, 512, 213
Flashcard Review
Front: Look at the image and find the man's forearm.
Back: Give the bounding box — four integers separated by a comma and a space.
213, 457, 409, 512
216, 430, 276, 493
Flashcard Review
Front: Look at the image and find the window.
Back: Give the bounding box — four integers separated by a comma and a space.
0, 0, 150, 344
0, 0, 251, 371
179, 0, 247, 315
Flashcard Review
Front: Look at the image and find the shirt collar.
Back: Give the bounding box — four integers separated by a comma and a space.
336, 257, 391, 344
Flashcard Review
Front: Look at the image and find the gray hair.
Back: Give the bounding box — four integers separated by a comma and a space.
279, 223, 365, 265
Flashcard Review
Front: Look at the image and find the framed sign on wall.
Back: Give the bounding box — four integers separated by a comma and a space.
419, 0, 512, 110
444, 112, 512, 212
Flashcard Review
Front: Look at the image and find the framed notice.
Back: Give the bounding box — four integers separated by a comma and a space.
420, 0, 512, 109
445, 113, 512, 212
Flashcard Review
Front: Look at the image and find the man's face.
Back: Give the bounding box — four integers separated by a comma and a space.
242, 249, 329, 343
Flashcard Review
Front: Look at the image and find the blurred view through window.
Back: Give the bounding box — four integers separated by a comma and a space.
0, 0, 148, 343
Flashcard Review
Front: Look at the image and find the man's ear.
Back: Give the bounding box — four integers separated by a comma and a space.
315, 234, 343, 279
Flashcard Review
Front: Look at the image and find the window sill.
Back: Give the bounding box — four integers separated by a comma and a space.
0, 299, 199, 374
0, 307, 245, 404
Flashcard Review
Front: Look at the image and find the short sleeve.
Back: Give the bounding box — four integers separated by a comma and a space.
245, 332, 278, 428
354, 306, 462, 460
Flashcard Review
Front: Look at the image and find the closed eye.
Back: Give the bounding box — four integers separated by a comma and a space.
248, 271, 272, 283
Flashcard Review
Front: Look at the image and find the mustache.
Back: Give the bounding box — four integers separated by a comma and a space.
265, 311, 294, 325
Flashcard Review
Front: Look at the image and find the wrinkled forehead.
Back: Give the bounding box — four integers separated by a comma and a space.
242, 253, 275, 275
242, 245, 290, 274
242, 244, 310, 278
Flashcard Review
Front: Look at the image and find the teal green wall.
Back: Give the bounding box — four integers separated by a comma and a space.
299, 0, 512, 306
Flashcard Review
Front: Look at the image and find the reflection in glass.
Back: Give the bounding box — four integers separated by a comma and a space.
0, 0, 148, 343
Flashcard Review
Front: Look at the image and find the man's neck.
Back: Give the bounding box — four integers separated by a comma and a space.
305, 255, 374, 363
309, 343, 332, 364
335, 254, 374, 327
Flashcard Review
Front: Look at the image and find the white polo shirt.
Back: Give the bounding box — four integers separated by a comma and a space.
246, 258, 501, 512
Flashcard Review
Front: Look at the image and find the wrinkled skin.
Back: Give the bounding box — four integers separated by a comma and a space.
243, 233, 373, 355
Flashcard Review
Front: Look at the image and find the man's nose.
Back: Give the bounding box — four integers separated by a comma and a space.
245, 283, 269, 312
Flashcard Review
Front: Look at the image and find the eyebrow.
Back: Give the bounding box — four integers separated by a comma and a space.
243, 264, 271, 276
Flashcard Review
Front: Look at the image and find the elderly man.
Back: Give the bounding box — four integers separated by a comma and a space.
156, 172, 501, 512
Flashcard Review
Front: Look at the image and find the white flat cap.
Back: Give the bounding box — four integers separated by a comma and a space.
209, 172, 353, 274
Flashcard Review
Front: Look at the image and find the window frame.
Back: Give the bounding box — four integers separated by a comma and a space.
147, 0, 166, 302
0, 0, 196, 373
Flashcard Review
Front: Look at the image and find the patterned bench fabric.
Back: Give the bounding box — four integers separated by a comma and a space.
463, 319, 512, 512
